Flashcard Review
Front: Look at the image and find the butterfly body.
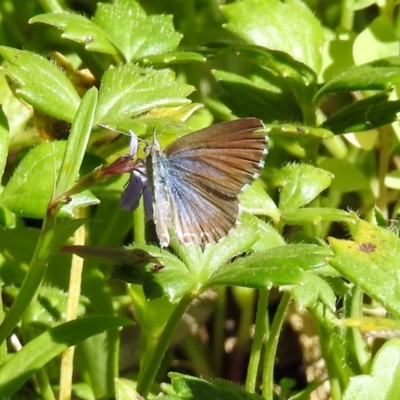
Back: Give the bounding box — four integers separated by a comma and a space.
145, 118, 267, 247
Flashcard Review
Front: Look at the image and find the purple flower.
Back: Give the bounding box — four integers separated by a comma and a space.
120, 163, 154, 221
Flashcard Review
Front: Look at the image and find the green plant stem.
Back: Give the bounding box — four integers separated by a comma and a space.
35, 368, 56, 400
136, 295, 193, 398
340, 0, 354, 30
310, 303, 353, 400
60, 209, 86, 400
262, 291, 291, 399
230, 288, 256, 381
246, 289, 269, 393
212, 286, 227, 376
376, 125, 391, 217
345, 286, 371, 374
0, 286, 6, 365
182, 335, 213, 378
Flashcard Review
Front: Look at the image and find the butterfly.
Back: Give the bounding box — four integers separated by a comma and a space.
121, 118, 267, 247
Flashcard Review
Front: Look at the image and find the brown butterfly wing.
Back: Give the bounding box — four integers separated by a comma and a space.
151, 118, 267, 246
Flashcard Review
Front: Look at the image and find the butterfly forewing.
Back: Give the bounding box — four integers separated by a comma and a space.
163, 118, 266, 193
149, 118, 267, 247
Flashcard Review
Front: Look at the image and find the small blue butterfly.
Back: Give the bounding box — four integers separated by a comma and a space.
122, 118, 267, 247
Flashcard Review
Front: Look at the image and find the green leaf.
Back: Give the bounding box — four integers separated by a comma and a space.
290, 272, 336, 311
204, 253, 302, 289
348, 0, 376, 10
353, 16, 399, 65
340, 317, 400, 339
0, 105, 9, 180
0, 46, 81, 121
206, 43, 317, 107
266, 124, 334, 141
0, 316, 132, 398
138, 51, 206, 66
276, 164, 333, 211
200, 214, 262, 278
1, 89, 98, 219
63, 244, 163, 269
221, 0, 323, 73
20, 285, 89, 326
0, 149, 95, 217
329, 216, 400, 319
342, 339, 400, 400
93, 0, 182, 63
120, 245, 196, 301
315, 56, 400, 102
29, 12, 120, 56
0, 226, 39, 285
94, 63, 194, 123
39, 219, 88, 265
115, 379, 140, 400
321, 92, 400, 134
0, 141, 66, 218
0, 205, 15, 229
385, 170, 400, 190
206, 43, 317, 88
54, 87, 98, 198
167, 373, 265, 400
239, 179, 280, 220
318, 159, 371, 193
59, 191, 99, 217
250, 220, 286, 253
213, 69, 303, 123
205, 244, 331, 289
281, 208, 354, 225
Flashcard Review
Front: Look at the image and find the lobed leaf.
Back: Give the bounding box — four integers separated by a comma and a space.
329, 217, 400, 319
0, 46, 80, 122
95, 63, 194, 123
221, 0, 323, 73
204, 244, 332, 289
276, 164, 333, 211
30, 12, 119, 56
94, 0, 182, 62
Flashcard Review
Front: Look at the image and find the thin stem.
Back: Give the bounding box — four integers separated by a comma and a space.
230, 288, 255, 382
340, 0, 354, 30
35, 368, 57, 400
345, 286, 371, 374
262, 291, 291, 399
0, 286, 6, 366
376, 125, 391, 217
212, 286, 227, 376
246, 289, 269, 393
309, 303, 353, 400
59, 209, 86, 400
136, 295, 193, 398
